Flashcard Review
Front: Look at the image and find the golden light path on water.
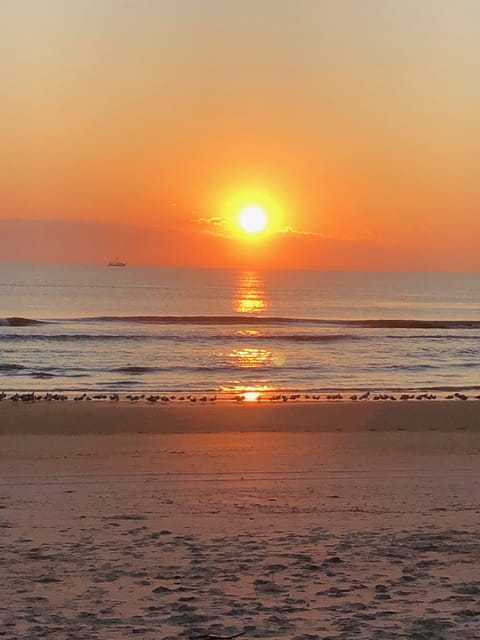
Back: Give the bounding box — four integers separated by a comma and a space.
224, 270, 281, 401
232, 271, 267, 314
227, 347, 273, 368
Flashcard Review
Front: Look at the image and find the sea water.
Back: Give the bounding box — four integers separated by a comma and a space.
1, 262, 480, 395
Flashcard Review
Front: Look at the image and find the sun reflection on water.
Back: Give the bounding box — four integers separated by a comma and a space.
242, 391, 261, 402
220, 384, 275, 401
227, 347, 273, 368
232, 271, 267, 314
235, 329, 260, 337
223, 271, 279, 400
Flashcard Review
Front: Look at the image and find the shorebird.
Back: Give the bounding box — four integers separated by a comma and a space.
18, 393, 35, 402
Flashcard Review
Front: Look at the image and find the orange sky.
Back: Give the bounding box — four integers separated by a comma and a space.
2, 0, 480, 270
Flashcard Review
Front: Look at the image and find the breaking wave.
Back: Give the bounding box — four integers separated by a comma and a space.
0, 317, 47, 326
4, 314, 480, 329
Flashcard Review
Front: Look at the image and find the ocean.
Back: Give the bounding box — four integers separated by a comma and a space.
1, 263, 480, 397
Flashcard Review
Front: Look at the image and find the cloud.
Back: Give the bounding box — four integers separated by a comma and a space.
277, 226, 324, 237
193, 216, 227, 227
191, 215, 231, 237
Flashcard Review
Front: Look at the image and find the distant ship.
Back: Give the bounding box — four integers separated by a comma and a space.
108, 257, 126, 267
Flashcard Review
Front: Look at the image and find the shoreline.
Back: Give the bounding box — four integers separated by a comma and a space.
2, 388, 479, 397
2, 399, 480, 435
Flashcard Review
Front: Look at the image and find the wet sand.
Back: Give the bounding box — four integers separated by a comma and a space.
2, 399, 480, 434
1, 403, 479, 639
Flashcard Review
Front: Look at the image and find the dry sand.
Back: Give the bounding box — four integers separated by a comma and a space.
0, 402, 479, 639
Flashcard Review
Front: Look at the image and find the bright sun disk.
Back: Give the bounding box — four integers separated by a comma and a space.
239, 206, 268, 233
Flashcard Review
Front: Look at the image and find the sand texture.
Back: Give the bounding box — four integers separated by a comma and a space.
1, 404, 479, 639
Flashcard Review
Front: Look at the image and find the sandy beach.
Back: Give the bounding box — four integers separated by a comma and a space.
1, 402, 479, 639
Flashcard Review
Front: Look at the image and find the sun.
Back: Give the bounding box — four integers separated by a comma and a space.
239, 206, 268, 234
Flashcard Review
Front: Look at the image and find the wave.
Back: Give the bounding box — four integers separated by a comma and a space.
1, 330, 479, 346
111, 364, 324, 375
112, 366, 163, 374
84, 315, 306, 325
0, 364, 88, 378
0, 363, 25, 371
278, 334, 357, 342
385, 334, 480, 340
0, 334, 150, 341
4, 314, 480, 329
80, 316, 480, 328
383, 363, 440, 371
0, 317, 47, 326
0, 332, 359, 343
352, 320, 480, 329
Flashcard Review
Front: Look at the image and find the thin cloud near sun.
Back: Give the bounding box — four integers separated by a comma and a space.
278, 226, 325, 237
194, 216, 227, 228
192, 216, 230, 237
193, 215, 322, 239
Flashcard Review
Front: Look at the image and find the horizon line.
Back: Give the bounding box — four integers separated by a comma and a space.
1, 260, 480, 275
